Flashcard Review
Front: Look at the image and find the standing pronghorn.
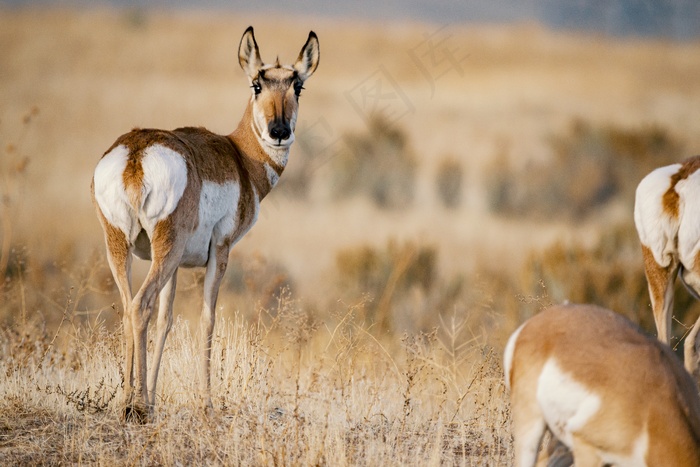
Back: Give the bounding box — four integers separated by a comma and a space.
634, 156, 700, 379
504, 304, 700, 467
91, 27, 319, 421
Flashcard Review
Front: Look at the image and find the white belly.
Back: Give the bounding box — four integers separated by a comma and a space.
181, 181, 241, 267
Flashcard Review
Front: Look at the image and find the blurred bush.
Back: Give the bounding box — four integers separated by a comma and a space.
330, 116, 417, 209
510, 224, 700, 348
486, 119, 683, 219
335, 239, 441, 332
222, 251, 294, 313
435, 156, 464, 209
520, 225, 649, 324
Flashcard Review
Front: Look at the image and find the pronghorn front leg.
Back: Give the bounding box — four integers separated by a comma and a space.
641, 244, 679, 344
199, 241, 230, 409
147, 271, 177, 406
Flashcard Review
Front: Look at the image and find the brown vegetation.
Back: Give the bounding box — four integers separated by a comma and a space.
486, 119, 684, 219
2, 7, 700, 464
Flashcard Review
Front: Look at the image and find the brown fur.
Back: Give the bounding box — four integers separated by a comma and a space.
96, 109, 283, 255
92, 27, 320, 422
509, 304, 700, 466
91, 179, 131, 271
641, 244, 677, 321
662, 155, 700, 219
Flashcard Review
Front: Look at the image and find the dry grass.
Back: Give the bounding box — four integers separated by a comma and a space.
2, 6, 700, 465
0, 284, 512, 465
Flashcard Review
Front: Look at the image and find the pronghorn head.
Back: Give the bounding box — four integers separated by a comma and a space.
238, 26, 320, 155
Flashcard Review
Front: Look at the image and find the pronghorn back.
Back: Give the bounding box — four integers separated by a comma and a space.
504, 303, 700, 467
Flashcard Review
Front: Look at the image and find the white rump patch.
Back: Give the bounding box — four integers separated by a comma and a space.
634, 163, 682, 267
93, 144, 188, 242
676, 169, 700, 266
138, 145, 188, 234
93, 144, 133, 236
536, 358, 601, 448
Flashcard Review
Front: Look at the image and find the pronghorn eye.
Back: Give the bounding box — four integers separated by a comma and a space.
252, 81, 262, 95
294, 81, 304, 97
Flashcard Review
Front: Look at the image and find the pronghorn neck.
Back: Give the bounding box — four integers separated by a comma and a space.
229, 100, 289, 199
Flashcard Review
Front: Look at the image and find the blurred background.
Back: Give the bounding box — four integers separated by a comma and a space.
2, 0, 700, 349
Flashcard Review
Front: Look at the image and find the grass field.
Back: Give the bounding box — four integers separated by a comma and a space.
2, 6, 700, 464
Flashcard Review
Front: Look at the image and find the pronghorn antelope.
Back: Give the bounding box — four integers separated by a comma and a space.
504, 304, 700, 467
634, 156, 700, 380
91, 26, 319, 421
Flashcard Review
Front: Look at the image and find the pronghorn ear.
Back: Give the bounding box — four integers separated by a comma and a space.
238, 26, 263, 78
294, 31, 320, 82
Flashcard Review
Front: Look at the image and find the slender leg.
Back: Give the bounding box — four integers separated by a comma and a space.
199, 241, 230, 409
98, 218, 135, 407
679, 267, 700, 378
511, 388, 547, 467
148, 271, 177, 406
685, 318, 700, 379
127, 219, 186, 422
641, 244, 678, 344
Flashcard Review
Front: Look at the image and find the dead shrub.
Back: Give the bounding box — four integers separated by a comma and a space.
435, 157, 464, 209
330, 115, 417, 209
518, 224, 700, 348
335, 240, 438, 332
486, 118, 683, 219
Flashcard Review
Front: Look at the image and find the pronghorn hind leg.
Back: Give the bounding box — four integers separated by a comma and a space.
126, 219, 187, 422
199, 241, 230, 411
147, 270, 177, 406
679, 267, 700, 379
98, 217, 136, 409
641, 244, 678, 344
511, 392, 547, 467
685, 317, 700, 380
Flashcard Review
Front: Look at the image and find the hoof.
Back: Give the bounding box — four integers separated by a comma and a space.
123, 403, 150, 424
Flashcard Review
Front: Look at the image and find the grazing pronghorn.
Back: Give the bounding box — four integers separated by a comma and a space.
634, 156, 700, 379
504, 304, 700, 467
91, 26, 319, 421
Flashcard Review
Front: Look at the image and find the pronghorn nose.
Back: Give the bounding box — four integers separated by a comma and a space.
268, 121, 291, 141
